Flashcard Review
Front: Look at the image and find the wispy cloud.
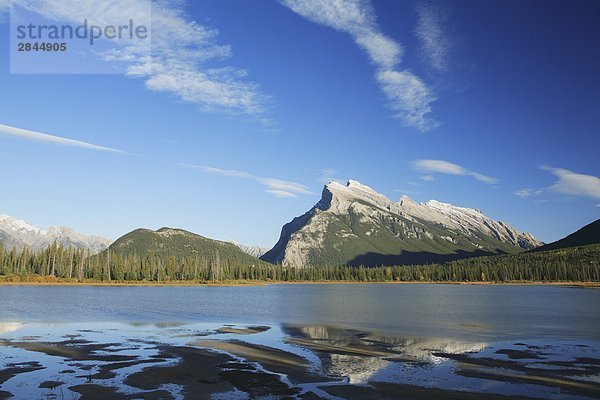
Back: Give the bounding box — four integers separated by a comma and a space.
181, 163, 315, 199
413, 159, 498, 184
414, 1, 451, 72
320, 168, 344, 184
394, 188, 416, 195
541, 166, 600, 200
12, 0, 269, 118
181, 164, 251, 178
280, 0, 437, 131
265, 190, 298, 199
0, 123, 123, 153
0, 0, 8, 22
258, 178, 313, 196
515, 188, 543, 198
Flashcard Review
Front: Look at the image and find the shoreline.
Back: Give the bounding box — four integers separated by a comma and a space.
0, 278, 598, 288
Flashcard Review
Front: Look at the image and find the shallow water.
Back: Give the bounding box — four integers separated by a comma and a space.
0, 284, 598, 339
0, 284, 598, 399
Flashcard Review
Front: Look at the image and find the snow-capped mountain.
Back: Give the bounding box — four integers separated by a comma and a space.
261, 180, 542, 268
229, 242, 269, 258
0, 214, 112, 254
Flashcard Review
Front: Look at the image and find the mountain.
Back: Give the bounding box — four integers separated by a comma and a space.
0, 214, 111, 254
109, 227, 269, 266
530, 219, 600, 252
229, 242, 269, 258
261, 180, 542, 268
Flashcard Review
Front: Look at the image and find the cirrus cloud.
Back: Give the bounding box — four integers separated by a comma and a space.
413, 159, 498, 184
9, 0, 269, 118
0, 123, 123, 153
180, 163, 315, 199
280, 0, 437, 131
414, 1, 452, 72
542, 166, 600, 200
515, 188, 543, 198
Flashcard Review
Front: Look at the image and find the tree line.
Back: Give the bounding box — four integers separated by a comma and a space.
0, 242, 598, 283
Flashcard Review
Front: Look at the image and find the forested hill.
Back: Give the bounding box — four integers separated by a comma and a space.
108, 227, 268, 266
530, 219, 600, 253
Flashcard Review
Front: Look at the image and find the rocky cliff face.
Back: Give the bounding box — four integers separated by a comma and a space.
261, 180, 542, 268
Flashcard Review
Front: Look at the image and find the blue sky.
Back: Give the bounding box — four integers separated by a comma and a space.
0, 0, 599, 247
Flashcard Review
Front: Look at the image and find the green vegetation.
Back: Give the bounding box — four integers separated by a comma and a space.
531, 219, 600, 253
262, 203, 529, 267
110, 227, 267, 267
0, 239, 598, 283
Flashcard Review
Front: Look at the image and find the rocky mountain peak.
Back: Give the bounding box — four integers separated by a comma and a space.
323, 180, 393, 213
262, 179, 543, 268
0, 213, 112, 254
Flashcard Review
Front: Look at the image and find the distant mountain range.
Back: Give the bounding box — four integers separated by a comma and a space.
229, 242, 269, 258
530, 219, 600, 253
261, 180, 542, 267
0, 214, 267, 259
3, 180, 599, 269
108, 227, 269, 267
0, 214, 111, 254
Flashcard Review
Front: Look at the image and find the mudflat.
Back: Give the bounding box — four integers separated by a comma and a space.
1, 322, 598, 399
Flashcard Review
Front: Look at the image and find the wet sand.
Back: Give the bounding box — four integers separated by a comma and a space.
0, 323, 599, 399
124, 345, 236, 399
434, 347, 600, 398
193, 339, 328, 384
321, 382, 541, 400
69, 383, 174, 400
215, 325, 271, 335
0, 361, 44, 384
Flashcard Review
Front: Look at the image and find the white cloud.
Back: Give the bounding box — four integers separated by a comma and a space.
469, 172, 497, 185
414, 1, 451, 72
181, 163, 315, 199
394, 188, 416, 194
376, 70, 437, 130
265, 189, 298, 199
414, 159, 464, 175
258, 178, 313, 196
0, 0, 8, 22
320, 168, 345, 184
11, 0, 268, 117
0, 123, 123, 153
419, 175, 434, 181
541, 166, 600, 200
281, 0, 437, 131
515, 188, 543, 198
179, 164, 251, 178
413, 159, 498, 184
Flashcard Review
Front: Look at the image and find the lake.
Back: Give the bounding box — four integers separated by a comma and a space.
0, 284, 599, 399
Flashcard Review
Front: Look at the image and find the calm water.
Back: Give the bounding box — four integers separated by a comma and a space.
0, 284, 598, 340
0, 284, 599, 399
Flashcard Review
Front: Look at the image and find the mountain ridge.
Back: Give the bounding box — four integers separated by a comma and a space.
0, 214, 111, 254
530, 219, 600, 252
261, 180, 542, 268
